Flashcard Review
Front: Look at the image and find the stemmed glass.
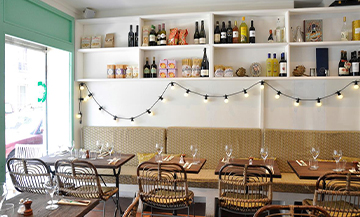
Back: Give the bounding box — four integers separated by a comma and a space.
155, 143, 163, 163
0, 183, 7, 210
47, 177, 59, 205
96, 141, 104, 159
43, 178, 59, 210
190, 145, 198, 164
67, 141, 75, 159
225, 145, 233, 163
105, 142, 114, 156
333, 149, 343, 171
310, 146, 320, 160
260, 147, 269, 164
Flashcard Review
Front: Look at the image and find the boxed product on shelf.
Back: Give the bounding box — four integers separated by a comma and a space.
168, 28, 179, 45
107, 64, 115, 78
192, 58, 201, 77
168, 69, 176, 78
115, 64, 127, 78
81, 36, 91, 49
224, 66, 234, 77
178, 29, 188, 45
214, 65, 224, 77
132, 66, 139, 78
159, 69, 167, 78
126, 66, 133, 78
182, 58, 192, 77
104, 33, 115, 47
167, 59, 176, 69
159, 59, 167, 69
142, 26, 150, 46
91, 36, 102, 48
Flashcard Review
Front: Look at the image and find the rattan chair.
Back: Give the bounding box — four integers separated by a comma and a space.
254, 205, 331, 217
218, 163, 273, 217
303, 171, 360, 217
123, 194, 140, 217
7, 158, 52, 194
54, 159, 118, 217
15, 144, 44, 158
137, 162, 195, 217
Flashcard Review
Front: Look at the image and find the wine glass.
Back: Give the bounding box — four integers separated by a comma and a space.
155, 143, 163, 163
43, 179, 59, 210
333, 149, 343, 171
67, 141, 75, 159
96, 141, 104, 159
260, 147, 269, 164
0, 183, 7, 210
47, 177, 59, 205
225, 145, 233, 163
190, 144, 198, 164
310, 146, 320, 160
106, 142, 114, 156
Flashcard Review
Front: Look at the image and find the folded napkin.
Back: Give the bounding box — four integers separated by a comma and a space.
98, 152, 109, 158
58, 199, 90, 206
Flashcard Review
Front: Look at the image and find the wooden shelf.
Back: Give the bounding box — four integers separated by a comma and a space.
289, 41, 360, 47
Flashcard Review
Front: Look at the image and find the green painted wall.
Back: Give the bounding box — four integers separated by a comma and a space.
0, 0, 74, 182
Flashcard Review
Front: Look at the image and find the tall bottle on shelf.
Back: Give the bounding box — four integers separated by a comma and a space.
226, 21, 233, 43
338, 50, 350, 76
275, 17, 285, 42
149, 25, 157, 46
135, 25, 139, 46
214, 21, 221, 44
128, 25, 134, 47
151, 57, 157, 78
157, 24, 162, 46
268, 30, 274, 43
143, 57, 151, 78
160, 23, 166, 46
249, 19, 255, 43
220, 21, 227, 44
194, 21, 200, 44
279, 52, 287, 77
200, 48, 209, 77
272, 53, 279, 76
240, 17, 248, 43
199, 20, 206, 44
350, 51, 359, 76
266, 53, 273, 77
232, 21, 239, 43
341, 16, 349, 41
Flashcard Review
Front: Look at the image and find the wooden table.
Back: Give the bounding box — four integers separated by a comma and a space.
214, 159, 282, 178
288, 160, 353, 179
6, 192, 99, 217
146, 156, 207, 174
41, 153, 135, 215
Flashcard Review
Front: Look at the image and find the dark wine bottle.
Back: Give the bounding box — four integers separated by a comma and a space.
149, 25, 157, 46
199, 20, 206, 44
279, 52, 287, 77
151, 57, 157, 78
249, 19, 255, 43
220, 21, 227, 44
143, 57, 151, 78
157, 24, 161, 46
194, 21, 200, 44
160, 23, 166, 46
200, 48, 209, 77
135, 25, 139, 46
226, 21, 233, 43
338, 50, 349, 76
214, 21, 220, 44
128, 25, 134, 47
350, 51, 359, 76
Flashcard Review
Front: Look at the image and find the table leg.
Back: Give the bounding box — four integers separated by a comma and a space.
113, 168, 123, 217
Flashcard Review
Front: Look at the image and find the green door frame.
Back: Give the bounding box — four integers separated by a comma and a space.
0, 0, 75, 182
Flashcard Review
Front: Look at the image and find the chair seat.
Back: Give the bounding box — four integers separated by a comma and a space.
142, 189, 194, 208
303, 199, 360, 217
101, 186, 118, 200
219, 192, 269, 210
75, 185, 118, 200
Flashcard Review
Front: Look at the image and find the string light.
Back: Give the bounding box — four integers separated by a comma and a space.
294, 98, 300, 106
244, 89, 249, 98
99, 106, 103, 111
204, 95, 208, 103
84, 93, 93, 102
260, 81, 265, 89
316, 98, 322, 107
337, 91, 343, 99
184, 89, 190, 97
147, 109, 154, 116
170, 82, 175, 90
76, 112, 82, 119
79, 83, 85, 90
275, 91, 281, 99
113, 116, 117, 122
131, 117, 135, 124
224, 95, 229, 103
354, 81, 359, 90
159, 96, 166, 102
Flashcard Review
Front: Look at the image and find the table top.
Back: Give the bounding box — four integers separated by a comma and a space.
41, 153, 135, 169
6, 192, 99, 217
214, 159, 282, 178
145, 156, 207, 174
288, 160, 353, 180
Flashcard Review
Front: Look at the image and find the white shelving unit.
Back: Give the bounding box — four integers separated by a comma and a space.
75, 6, 360, 82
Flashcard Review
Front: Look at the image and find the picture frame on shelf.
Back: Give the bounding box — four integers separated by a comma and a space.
304, 19, 323, 42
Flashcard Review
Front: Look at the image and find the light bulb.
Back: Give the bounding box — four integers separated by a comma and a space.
131, 118, 135, 124
260, 81, 265, 89
84, 96, 89, 102
316, 98, 322, 107
204, 95, 208, 103
76, 112, 82, 119
170, 82, 175, 90
147, 110, 154, 116
243, 90, 249, 98
79, 84, 85, 90
113, 116, 118, 122
337, 92, 343, 99
294, 99, 300, 106
184, 89, 190, 97
354, 81, 359, 89
159, 96, 166, 102
224, 95, 229, 103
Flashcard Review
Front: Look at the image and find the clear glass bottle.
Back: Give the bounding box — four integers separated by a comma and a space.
341, 16, 349, 41
240, 16, 248, 43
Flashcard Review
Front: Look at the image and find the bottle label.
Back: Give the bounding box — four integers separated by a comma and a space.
214, 34, 220, 43
161, 33, 166, 38
273, 62, 279, 76
160, 40, 166, 45
151, 68, 156, 74
149, 35, 156, 42
144, 68, 150, 74
233, 31, 239, 38
351, 62, 359, 73
339, 67, 348, 75
221, 32, 226, 39
199, 37, 206, 44
341, 31, 349, 41
266, 61, 272, 76
250, 30, 255, 37
280, 62, 287, 75
200, 69, 209, 76
240, 27, 247, 42
194, 39, 199, 44
192, 65, 201, 77
356, 28, 360, 34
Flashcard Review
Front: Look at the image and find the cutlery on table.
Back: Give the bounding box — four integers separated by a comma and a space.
167, 155, 174, 161
296, 160, 303, 166
187, 163, 193, 169
300, 160, 307, 166
183, 162, 189, 168
163, 156, 169, 161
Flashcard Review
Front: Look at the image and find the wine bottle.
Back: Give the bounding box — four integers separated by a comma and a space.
199, 20, 206, 44
200, 48, 209, 77
275, 17, 285, 42
279, 52, 287, 77
249, 19, 255, 43
266, 52, 273, 77
160, 23, 166, 46
232, 21, 239, 43
143, 57, 151, 78
157, 24, 161, 46
240, 16, 248, 43
350, 51, 359, 76
194, 21, 200, 44
151, 57, 157, 78
149, 25, 157, 46
226, 21, 233, 43
128, 25, 134, 47
268, 30, 274, 43
135, 25, 139, 47
341, 16, 349, 41
272, 53, 279, 76
220, 21, 227, 44
338, 50, 349, 76
214, 21, 221, 44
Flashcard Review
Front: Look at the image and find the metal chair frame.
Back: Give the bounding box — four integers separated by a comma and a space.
254, 204, 331, 217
